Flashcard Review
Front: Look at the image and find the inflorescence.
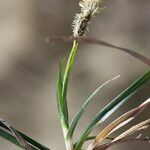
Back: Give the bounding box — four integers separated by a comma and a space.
72, 0, 105, 37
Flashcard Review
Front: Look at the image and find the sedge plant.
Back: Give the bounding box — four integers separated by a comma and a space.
0, 1, 150, 150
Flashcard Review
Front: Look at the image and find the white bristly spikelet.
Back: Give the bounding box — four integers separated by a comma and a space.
72, 0, 105, 37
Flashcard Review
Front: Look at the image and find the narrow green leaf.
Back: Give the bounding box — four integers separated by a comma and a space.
56, 61, 64, 122
67, 75, 120, 138
18, 131, 50, 150
0, 122, 50, 150
0, 128, 38, 150
75, 70, 150, 150
0, 128, 23, 148
62, 40, 78, 126
84, 136, 96, 142
1, 119, 33, 150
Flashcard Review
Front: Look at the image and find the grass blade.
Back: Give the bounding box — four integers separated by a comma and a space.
56, 61, 65, 123
62, 40, 78, 126
0, 119, 33, 150
94, 98, 150, 146
67, 75, 120, 138
75, 70, 150, 150
0, 128, 24, 148
0, 121, 50, 150
94, 136, 150, 150
48, 36, 150, 66
0, 128, 38, 150
112, 119, 150, 143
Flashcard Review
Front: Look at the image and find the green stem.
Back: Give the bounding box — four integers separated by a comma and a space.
61, 120, 73, 150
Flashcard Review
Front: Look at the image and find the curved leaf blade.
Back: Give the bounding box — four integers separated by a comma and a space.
0, 120, 50, 150
67, 75, 120, 138
0, 119, 33, 150
0, 128, 24, 148
47, 36, 150, 66
62, 40, 78, 126
112, 119, 150, 143
94, 98, 150, 146
75, 70, 150, 150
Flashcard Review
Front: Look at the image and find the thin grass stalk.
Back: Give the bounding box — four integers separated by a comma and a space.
57, 40, 78, 150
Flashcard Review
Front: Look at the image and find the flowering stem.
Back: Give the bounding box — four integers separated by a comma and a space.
59, 40, 78, 150
61, 40, 78, 127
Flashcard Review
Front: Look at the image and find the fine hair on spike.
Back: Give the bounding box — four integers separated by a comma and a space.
72, 0, 105, 37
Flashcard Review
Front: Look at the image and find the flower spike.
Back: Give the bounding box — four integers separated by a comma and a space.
72, 0, 105, 37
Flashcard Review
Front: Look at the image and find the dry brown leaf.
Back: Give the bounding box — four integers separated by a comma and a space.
93, 98, 150, 147
112, 119, 150, 143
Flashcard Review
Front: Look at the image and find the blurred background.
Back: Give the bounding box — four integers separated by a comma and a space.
0, 0, 150, 149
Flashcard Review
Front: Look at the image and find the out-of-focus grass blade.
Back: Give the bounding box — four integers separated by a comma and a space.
67, 75, 120, 138
0, 128, 24, 149
112, 119, 150, 143
0, 120, 50, 150
93, 98, 150, 146
48, 36, 150, 66
0, 119, 33, 150
0, 128, 38, 150
75, 70, 150, 150
62, 40, 78, 126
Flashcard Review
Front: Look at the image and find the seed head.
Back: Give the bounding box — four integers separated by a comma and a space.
72, 0, 105, 37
